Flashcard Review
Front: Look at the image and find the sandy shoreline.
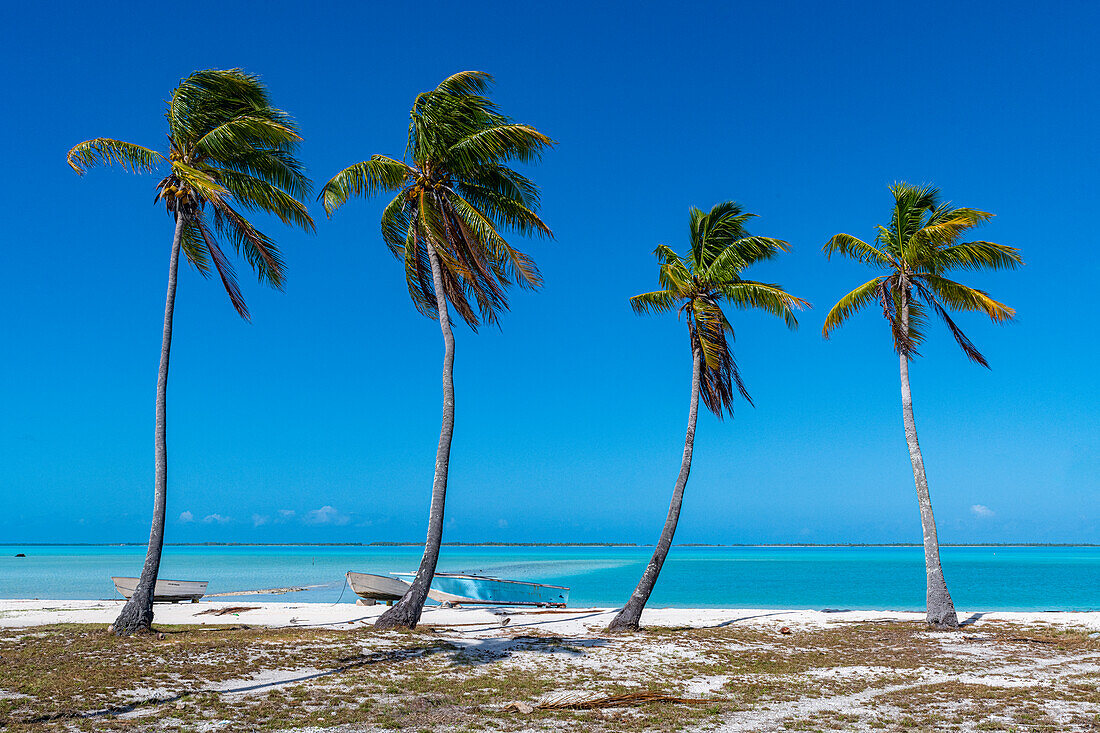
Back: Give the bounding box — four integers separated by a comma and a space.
3, 599, 1099, 633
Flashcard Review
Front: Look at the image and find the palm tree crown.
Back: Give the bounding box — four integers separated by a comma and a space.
68, 69, 314, 319
822, 183, 1023, 365
631, 202, 808, 414
321, 71, 553, 328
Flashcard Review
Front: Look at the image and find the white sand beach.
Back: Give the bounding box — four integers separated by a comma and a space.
3, 598, 1099, 633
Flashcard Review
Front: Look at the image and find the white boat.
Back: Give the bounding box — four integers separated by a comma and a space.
111, 577, 208, 603
393, 571, 569, 607
345, 572, 412, 605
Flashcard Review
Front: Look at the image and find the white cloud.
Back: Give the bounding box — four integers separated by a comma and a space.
276, 509, 296, 522
179, 511, 194, 523
497, 518, 508, 529
303, 505, 350, 526
252, 514, 270, 527
202, 513, 231, 524
971, 504, 994, 518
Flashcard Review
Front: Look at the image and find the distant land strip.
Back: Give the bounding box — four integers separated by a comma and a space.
3, 542, 1098, 548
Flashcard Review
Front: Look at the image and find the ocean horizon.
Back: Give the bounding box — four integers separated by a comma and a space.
4, 544, 1097, 611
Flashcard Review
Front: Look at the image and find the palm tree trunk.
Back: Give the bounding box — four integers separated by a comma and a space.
608, 346, 702, 632
375, 242, 455, 630
899, 291, 959, 629
113, 213, 184, 636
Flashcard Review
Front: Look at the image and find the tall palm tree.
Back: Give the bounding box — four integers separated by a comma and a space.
608, 202, 806, 632
321, 71, 553, 629
68, 69, 314, 636
822, 182, 1023, 628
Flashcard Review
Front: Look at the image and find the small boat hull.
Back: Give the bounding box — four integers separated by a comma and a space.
111, 577, 208, 603
394, 572, 569, 607
346, 572, 411, 604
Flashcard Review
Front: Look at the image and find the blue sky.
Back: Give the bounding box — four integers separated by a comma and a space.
1, 1, 1096, 544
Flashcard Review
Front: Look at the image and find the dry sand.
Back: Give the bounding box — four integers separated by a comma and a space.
2, 598, 1099, 634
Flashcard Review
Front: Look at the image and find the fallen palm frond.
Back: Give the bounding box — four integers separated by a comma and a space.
535, 691, 713, 710
195, 606, 260, 616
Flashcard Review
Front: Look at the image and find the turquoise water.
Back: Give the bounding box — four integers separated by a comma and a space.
1, 545, 1097, 611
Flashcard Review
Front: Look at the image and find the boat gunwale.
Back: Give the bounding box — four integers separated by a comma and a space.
391, 571, 569, 591
110, 577, 208, 587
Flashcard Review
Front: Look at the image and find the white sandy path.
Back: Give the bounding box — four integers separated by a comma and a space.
1, 599, 1099, 634
709, 654, 1100, 732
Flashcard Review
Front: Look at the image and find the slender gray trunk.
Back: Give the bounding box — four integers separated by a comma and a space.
608, 346, 702, 632
113, 213, 184, 636
375, 242, 455, 630
899, 288, 959, 629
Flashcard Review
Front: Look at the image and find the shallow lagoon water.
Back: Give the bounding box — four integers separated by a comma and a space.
1, 545, 1096, 611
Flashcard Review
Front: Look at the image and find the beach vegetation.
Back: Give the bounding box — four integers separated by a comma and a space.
2, 620, 1095, 731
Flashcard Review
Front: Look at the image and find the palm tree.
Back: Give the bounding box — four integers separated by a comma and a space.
822, 182, 1023, 628
68, 69, 314, 636
321, 71, 553, 630
608, 202, 806, 632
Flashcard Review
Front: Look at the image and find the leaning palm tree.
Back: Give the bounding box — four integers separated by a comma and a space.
608, 202, 806, 632
321, 71, 553, 629
68, 69, 314, 636
822, 182, 1023, 628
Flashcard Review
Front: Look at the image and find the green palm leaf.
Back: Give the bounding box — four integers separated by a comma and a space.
937, 240, 1024, 272
321, 157, 410, 215
823, 233, 892, 267
821, 277, 884, 338
67, 138, 163, 175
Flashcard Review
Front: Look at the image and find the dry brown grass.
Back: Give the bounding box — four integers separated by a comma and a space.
0, 620, 1097, 731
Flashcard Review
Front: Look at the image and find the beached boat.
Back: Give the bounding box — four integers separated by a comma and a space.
344, 571, 460, 605
393, 572, 569, 607
111, 577, 208, 603
345, 571, 411, 605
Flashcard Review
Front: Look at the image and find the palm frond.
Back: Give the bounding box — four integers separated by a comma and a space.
936, 240, 1024, 272
719, 280, 806, 329
822, 233, 892, 267
193, 211, 249, 320
460, 164, 541, 208
194, 115, 300, 162
822, 277, 884, 338
447, 191, 541, 289
179, 217, 211, 276
224, 148, 311, 200
449, 123, 554, 167
453, 181, 551, 239
67, 138, 162, 174
215, 168, 314, 232
922, 274, 1015, 323
911, 208, 993, 250
629, 290, 678, 315
433, 70, 494, 97
210, 201, 285, 289
321, 156, 409, 215
913, 281, 989, 367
